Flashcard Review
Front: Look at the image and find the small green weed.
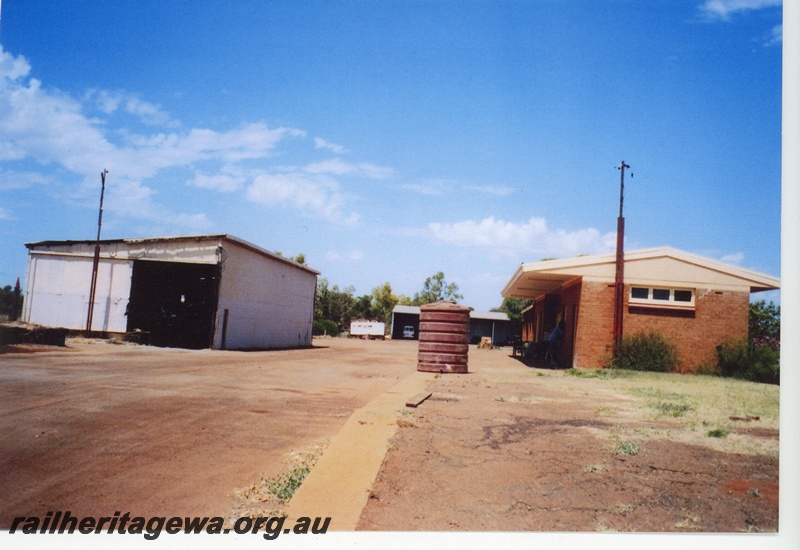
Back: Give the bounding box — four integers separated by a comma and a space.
265, 464, 312, 502
565, 368, 595, 378
566, 368, 628, 380
630, 388, 688, 401
707, 428, 729, 438
612, 441, 640, 456
656, 401, 694, 417
231, 441, 325, 521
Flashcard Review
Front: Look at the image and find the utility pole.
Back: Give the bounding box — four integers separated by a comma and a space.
613, 161, 630, 358
85, 169, 107, 337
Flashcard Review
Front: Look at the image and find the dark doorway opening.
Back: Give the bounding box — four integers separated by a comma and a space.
127, 260, 220, 349
391, 313, 419, 340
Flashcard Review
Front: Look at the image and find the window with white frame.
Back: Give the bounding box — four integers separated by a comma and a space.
629, 286, 695, 309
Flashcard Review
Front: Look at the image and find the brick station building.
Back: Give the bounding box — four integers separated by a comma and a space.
501, 247, 780, 372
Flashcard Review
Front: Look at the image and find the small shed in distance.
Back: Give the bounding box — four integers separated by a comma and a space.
390, 305, 422, 340
390, 305, 511, 345
23, 234, 319, 350
468, 311, 513, 345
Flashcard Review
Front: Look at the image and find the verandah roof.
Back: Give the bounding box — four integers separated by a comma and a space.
502, 247, 780, 301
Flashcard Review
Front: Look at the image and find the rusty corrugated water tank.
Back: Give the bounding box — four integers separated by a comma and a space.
417, 301, 470, 373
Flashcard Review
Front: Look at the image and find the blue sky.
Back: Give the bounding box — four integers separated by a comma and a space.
0, 0, 783, 311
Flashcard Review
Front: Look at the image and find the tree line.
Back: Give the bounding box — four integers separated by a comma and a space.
313, 272, 468, 336
0, 283, 23, 322
312, 271, 532, 337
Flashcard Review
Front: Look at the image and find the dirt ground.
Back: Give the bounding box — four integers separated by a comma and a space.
0, 337, 779, 533
359, 348, 780, 533
0, 336, 415, 527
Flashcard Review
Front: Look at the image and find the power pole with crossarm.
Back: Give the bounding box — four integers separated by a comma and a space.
613, 161, 630, 358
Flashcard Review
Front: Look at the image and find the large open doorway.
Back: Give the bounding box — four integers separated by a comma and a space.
126, 260, 220, 349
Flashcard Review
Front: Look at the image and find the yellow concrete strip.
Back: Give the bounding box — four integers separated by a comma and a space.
285, 370, 434, 530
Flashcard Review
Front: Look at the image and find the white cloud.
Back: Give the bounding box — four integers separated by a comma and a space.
1, 46, 386, 234
325, 249, 364, 262
93, 90, 122, 114
401, 179, 513, 198
305, 158, 394, 179
123, 124, 304, 171
314, 137, 348, 154
1, 64, 115, 169
0, 45, 320, 230
0, 206, 12, 220
720, 252, 745, 264
401, 178, 456, 196
466, 184, 515, 197
89, 89, 177, 126
0, 170, 54, 190
426, 216, 616, 259
699, 0, 782, 21
174, 212, 213, 230
0, 47, 31, 81
246, 172, 360, 226
763, 24, 782, 46
124, 96, 176, 127
187, 170, 246, 192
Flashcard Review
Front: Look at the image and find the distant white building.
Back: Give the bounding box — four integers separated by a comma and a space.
23, 234, 318, 350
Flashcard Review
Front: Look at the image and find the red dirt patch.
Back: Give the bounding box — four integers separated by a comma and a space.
358, 352, 779, 533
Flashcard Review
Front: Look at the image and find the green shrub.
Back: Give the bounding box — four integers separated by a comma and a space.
612, 441, 640, 456
312, 319, 340, 336
695, 362, 720, 376
608, 330, 680, 373
716, 338, 779, 385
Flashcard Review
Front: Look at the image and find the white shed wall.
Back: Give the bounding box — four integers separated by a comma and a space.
24, 253, 132, 333
23, 236, 318, 348
215, 243, 316, 349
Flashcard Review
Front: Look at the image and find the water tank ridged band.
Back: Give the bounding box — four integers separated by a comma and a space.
417, 301, 470, 373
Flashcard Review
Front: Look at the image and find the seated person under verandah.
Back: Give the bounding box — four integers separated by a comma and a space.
544, 320, 565, 365
521, 340, 549, 363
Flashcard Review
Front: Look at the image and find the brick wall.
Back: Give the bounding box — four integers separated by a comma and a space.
573, 281, 749, 372
623, 288, 748, 373
574, 281, 616, 368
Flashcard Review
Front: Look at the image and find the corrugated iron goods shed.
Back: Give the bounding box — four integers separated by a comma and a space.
23, 234, 319, 350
